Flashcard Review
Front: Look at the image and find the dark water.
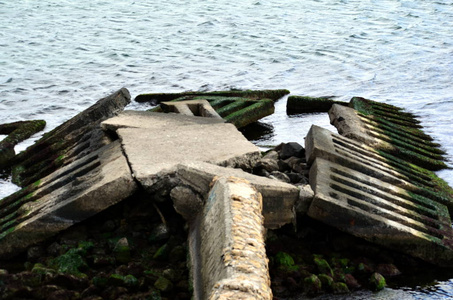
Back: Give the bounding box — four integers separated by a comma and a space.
1, 0, 452, 298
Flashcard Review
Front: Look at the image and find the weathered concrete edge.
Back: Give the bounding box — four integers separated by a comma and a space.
176, 161, 299, 229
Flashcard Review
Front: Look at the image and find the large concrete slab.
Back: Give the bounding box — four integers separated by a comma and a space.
305, 125, 453, 213
102, 112, 261, 193
177, 161, 299, 229
0, 140, 138, 258
308, 157, 453, 266
190, 176, 272, 300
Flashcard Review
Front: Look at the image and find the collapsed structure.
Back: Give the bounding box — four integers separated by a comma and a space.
0, 88, 452, 299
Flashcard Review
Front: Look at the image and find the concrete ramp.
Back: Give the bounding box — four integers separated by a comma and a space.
305, 125, 453, 266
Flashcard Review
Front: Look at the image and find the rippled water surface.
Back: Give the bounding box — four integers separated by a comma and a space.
1, 0, 452, 297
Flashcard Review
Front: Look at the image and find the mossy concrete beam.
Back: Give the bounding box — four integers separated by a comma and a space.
10, 88, 130, 187
287, 95, 347, 114
0, 120, 46, 169
135, 89, 290, 103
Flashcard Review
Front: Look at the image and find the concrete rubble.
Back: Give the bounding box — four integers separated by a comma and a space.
140, 89, 287, 128
1, 89, 453, 298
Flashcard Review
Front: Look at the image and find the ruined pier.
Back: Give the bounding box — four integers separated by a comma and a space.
0, 88, 452, 299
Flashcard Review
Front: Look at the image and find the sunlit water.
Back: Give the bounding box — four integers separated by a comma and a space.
1, 0, 452, 297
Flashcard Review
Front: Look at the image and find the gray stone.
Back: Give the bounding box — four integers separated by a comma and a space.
0, 140, 137, 258
280, 142, 305, 159
170, 186, 203, 221
177, 161, 299, 229
295, 184, 314, 214
263, 150, 279, 160
269, 171, 291, 183
254, 158, 280, 173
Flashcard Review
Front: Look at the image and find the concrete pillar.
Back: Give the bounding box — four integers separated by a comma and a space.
190, 176, 272, 300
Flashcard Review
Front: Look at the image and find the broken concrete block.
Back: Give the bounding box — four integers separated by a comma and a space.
307, 157, 453, 266
329, 99, 447, 171
11, 88, 131, 187
143, 91, 280, 128
177, 161, 298, 229
0, 120, 46, 169
0, 140, 137, 258
160, 100, 223, 119
102, 112, 260, 194
286, 95, 347, 114
190, 176, 272, 300
305, 125, 453, 214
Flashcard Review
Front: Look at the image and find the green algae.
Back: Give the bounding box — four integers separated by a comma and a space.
275, 251, 295, 268
49, 247, 88, 278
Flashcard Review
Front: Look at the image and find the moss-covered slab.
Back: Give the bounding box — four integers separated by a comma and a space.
308, 157, 453, 267
0, 120, 46, 169
147, 94, 275, 129
305, 125, 453, 266
0, 141, 138, 259
10, 88, 130, 187
286, 95, 347, 114
329, 97, 447, 171
305, 125, 453, 215
134, 89, 289, 103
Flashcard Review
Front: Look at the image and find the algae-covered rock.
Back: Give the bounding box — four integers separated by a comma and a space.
314, 257, 334, 277
113, 237, 131, 264
154, 276, 174, 292
49, 248, 88, 278
275, 251, 295, 268
318, 273, 334, 291
332, 282, 350, 294
369, 272, 386, 291
153, 243, 170, 261
303, 274, 322, 295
